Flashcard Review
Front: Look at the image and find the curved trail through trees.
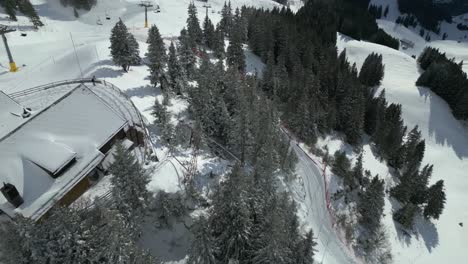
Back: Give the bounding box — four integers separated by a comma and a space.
283, 129, 357, 264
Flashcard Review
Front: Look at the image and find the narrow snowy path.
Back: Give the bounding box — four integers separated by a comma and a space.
289, 138, 357, 264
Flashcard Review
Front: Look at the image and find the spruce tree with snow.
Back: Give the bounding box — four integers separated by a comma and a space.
332, 151, 353, 188
186, 2, 203, 47
219, 1, 233, 36
374, 103, 407, 169
18, 0, 43, 28
251, 199, 294, 264
213, 26, 226, 59
110, 19, 141, 72
167, 42, 186, 95
352, 153, 364, 188
203, 13, 216, 49
187, 216, 218, 264
295, 230, 317, 264
178, 28, 197, 78
226, 18, 246, 72
393, 203, 418, 229
147, 25, 167, 88
402, 126, 425, 175
424, 180, 446, 220
210, 165, 253, 263
359, 52, 385, 87
153, 98, 174, 145
358, 176, 385, 236
109, 142, 150, 234
0, 205, 154, 264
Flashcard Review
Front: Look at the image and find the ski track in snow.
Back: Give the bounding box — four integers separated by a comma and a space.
338, 33, 468, 264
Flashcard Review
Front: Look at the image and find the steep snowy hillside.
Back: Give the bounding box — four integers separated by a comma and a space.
337, 33, 468, 263
370, 0, 468, 71
0, 0, 282, 91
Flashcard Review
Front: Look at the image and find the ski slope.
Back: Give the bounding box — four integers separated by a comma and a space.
0, 1, 356, 264
337, 33, 468, 264
370, 0, 468, 72
288, 138, 358, 264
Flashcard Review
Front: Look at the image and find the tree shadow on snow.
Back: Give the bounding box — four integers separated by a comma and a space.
413, 215, 439, 252
390, 196, 440, 252
125, 85, 158, 98
138, 221, 191, 262
417, 86, 468, 159
89, 67, 125, 79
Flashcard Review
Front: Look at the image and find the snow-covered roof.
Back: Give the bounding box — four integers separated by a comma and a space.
0, 84, 128, 220
0, 91, 31, 140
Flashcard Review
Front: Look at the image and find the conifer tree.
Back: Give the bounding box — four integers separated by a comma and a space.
186, 2, 203, 47
402, 126, 425, 175
424, 180, 446, 220
0, 0, 17, 20
295, 230, 317, 264
203, 13, 216, 49
332, 151, 353, 188
147, 25, 167, 88
210, 165, 253, 263
352, 153, 364, 188
226, 23, 246, 72
18, 0, 43, 27
213, 26, 226, 59
393, 203, 418, 229
167, 42, 186, 95
178, 28, 197, 78
358, 176, 385, 236
153, 98, 174, 145
187, 216, 217, 264
359, 52, 385, 87
110, 20, 141, 72
0, 205, 154, 264
219, 1, 233, 36
109, 142, 150, 233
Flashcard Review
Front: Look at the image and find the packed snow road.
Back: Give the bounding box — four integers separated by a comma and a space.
289, 139, 356, 264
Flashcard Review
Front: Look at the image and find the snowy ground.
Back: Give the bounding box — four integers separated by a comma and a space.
370, 0, 468, 72
337, 33, 468, 263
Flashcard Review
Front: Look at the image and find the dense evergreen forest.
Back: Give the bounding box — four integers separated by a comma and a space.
243, 0, 445, 245
336, 0, 399, 49
0, 0, 42, 27
397, 0, 468, 32
417, 47, 468, 120
398, 0, 451, 32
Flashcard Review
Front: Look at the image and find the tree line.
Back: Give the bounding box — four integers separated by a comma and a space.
397, 0, 451, 32
0, 0, 43, 27
243, 0, 445, 241
144, 2, 315, 263
336, 0, 399, 49
417, 47, 468, 120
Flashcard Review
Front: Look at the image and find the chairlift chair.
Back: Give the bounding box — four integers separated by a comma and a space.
97, 17, 103, 25
105, 11, 111, 20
